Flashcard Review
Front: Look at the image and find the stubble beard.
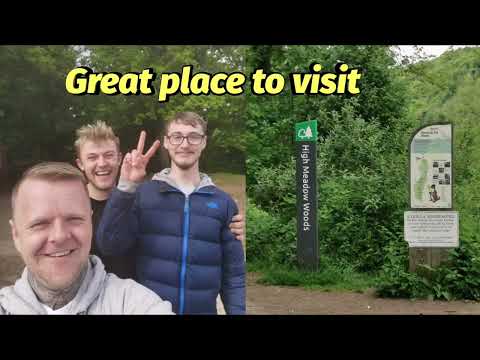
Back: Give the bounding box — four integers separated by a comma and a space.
28, 262, 88, 310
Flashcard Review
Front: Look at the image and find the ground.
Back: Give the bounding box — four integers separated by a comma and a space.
246, 273, 480, 314
2, 174, 480, 314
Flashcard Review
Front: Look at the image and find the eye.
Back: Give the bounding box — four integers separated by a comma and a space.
104, 152, 115, 160
67, 216, 85, 224
29, 221, 49, 230
87, 155, 98, 161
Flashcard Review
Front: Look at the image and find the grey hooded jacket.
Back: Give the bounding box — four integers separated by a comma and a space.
0, 255, 174, 315
151, 168, 215, 192
118, 168, 215, 194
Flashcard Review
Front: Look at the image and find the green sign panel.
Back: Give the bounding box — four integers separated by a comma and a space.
295, 120, 318, 142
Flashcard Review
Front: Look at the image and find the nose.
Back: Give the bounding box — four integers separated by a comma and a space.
97, 155, 107, 167
179, 138, 190, 149
48, 219, 70, 244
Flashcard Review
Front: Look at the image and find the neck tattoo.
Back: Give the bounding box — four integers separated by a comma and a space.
28, 265, 88, 310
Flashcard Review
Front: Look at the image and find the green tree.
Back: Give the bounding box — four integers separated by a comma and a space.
0, 45, 246, 177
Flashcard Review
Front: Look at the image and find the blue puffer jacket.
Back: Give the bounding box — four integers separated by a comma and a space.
96, 171, 246, 315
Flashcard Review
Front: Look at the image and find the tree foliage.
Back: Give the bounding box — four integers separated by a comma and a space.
0, 45, 246, 178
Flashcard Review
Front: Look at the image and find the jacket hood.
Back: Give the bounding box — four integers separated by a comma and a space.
151, 168, 215, 191
0, 255, 106, 315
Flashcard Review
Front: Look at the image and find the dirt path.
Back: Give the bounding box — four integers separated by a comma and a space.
246, 272, 480, 314
210, 173, 246, 212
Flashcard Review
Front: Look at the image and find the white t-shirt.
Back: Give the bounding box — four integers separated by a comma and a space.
42, 301, 73, 315
177, 183, 195, 196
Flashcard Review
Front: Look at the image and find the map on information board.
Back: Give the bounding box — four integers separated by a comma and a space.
410, 124, 452, 209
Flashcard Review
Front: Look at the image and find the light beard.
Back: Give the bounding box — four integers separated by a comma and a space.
86, 182, 114, 201
88, 180, 115, 192
171, 159, 199, 171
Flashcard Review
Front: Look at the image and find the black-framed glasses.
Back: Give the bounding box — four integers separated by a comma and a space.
167, 132, 205, 145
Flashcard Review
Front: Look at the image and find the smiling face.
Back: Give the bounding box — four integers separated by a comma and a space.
10, 178, 92, 290
163, 122, 206, 170
76, 139, 122, 195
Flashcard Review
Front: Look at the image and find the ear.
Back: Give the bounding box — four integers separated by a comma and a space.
76, 158, 85, 172
163, 136, 169, 150
9, 219, 20, 253
117, 152, 123, 166
201, 136, 207, 151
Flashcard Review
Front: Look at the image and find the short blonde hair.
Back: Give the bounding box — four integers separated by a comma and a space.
165, 112, 207, 134
74, 120, 120, 157
11, 162, 88, 217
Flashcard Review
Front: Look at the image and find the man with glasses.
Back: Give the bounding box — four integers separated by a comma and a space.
97, 112, 245, 314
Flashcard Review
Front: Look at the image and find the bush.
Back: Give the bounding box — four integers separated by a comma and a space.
249, 157, 297, 221
246, 200, 297, 266
375, 239, 431, 298
377, 215, 480, 301
318, 168, 406, 272
425, 214, 480, 300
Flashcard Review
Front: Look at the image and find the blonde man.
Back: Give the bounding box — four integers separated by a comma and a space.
75, 121, 138, 279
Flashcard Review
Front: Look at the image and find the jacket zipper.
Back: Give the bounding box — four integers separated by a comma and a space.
179, 194, 190, 315
163, 187, 213, 315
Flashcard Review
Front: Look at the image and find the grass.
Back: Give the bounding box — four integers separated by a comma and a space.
247, 258, 380, 293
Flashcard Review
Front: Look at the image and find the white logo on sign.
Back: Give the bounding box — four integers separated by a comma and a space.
298, 126, 313, 139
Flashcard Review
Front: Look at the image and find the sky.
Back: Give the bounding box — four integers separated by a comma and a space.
397, 45, 477, 60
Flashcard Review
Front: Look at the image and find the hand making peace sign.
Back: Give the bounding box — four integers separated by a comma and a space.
120, 131, 161, 184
